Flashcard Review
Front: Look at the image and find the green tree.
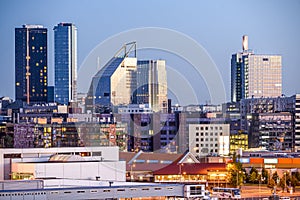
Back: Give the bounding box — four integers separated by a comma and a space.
268, 178, 276, 189
294, 171, 300, 181
249, 171, 258, 184
249, 167, 258, 184
227, 153, 244, 188
272, 171, 279, 183
261, 168, 269, 184
279, 177, 286, 192
291, 175, 298, 191
4, 134, 13, 147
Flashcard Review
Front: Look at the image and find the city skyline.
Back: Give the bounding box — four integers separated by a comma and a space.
1, 0, 299, 105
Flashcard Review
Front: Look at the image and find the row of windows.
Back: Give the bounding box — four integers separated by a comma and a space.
0, 192, 46, 196
196, 132, 223, 136
196, 149, 218, 153
196, 138, 218, 142
196, 143, 218, 147
195, 126, 223, 131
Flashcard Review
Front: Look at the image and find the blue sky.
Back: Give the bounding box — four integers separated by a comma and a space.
0, 0, 299, 104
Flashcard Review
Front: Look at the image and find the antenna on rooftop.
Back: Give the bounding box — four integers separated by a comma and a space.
114, 41, 137, 58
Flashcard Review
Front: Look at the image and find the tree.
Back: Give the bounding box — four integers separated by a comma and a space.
272, 171, 279, 183
261, 168, 269, 184
268, 178, 276, 189
294, 171, 300, 181
279, 177, 285, 191
227, 153, 244, 188
249, 167, 258, 184
291, 175, 298, 192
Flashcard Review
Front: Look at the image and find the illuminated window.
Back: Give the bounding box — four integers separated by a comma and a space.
32, 89, 35, 92
32, 46, 35, 50
16, 82, 20, 86
32, 36, 35, 40
40, 47, 43, 50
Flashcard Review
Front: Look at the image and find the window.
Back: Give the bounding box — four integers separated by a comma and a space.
205, 133, 208, 136
210, 133, 213, 136
201, 127, 204, 130
201, 138, 203, 142
196, 132, 199, 136
220, 132, 223, 136
196, 138, 199, 142
196, 127, 199, 130
205, 127, 208, 130
201, 133, 203, 136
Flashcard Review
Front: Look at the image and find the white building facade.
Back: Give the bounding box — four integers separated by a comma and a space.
0, 146, 124, 181
189, 124, 230, 157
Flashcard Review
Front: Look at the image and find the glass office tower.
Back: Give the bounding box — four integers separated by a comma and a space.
15, 25, 48, 104
54, 23, 77, 105
134, 60, 168, 112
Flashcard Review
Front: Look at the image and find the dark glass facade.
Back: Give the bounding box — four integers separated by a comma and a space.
15, 25, 48, 103
54, 23, 77, 105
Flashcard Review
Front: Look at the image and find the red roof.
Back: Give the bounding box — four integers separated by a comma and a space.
153, 162, 227, 175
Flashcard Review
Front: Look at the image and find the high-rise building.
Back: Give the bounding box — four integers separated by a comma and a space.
54, 23, 77, 105
86, 42, 168, 113
231, 35, 282, 102
15, 25, 48, 104
134, 60, 168, 112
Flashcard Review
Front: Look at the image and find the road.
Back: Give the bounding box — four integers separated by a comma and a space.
239, 185, 300, 199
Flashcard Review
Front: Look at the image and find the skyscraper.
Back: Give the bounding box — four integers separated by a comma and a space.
231, 35, 282, 102
54, 23, 77, 105
134, 60, 168, 112
15, 25, 48, 104
86, 42, 168, 113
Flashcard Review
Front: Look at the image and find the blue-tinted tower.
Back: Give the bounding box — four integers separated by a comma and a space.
54, 23, 77, 105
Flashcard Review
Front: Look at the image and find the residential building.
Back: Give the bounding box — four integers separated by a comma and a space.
231, 35, 282, 102
54, 23, 77, 105
15, 25, 48, 104
189, 123, 230, 157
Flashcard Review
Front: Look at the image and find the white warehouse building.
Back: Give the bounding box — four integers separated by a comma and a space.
0, 146, 125, 181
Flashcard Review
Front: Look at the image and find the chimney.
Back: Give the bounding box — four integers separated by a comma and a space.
242, 35, 248, 51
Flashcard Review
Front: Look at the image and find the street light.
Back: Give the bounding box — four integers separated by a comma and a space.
130, 163, 135, 182
237, 170, 241, 188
